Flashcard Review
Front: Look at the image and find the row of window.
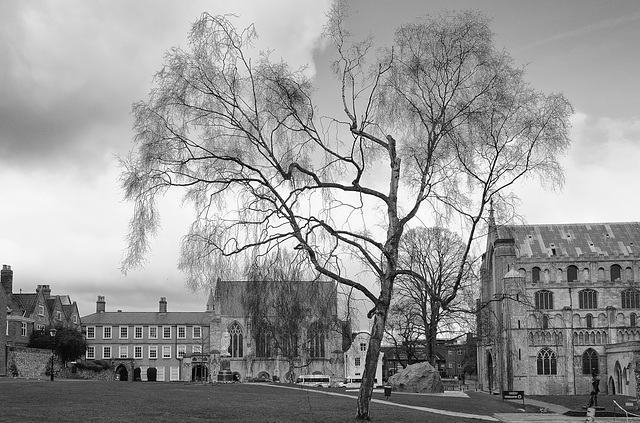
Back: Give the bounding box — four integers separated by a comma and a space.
534, 289, 640, 310
252, 322, 327, 359
536, 348, 599, 376
85, 325, 202, 340
530, 264, 632, 284
86, 344, 203, 360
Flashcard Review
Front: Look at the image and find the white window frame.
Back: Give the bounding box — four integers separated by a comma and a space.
193, 326, 202, 339
163, 326, 171, 339
170, 366, 180, 381
355, 357, 361, 367
359, 342, 366, 352
86, 326, 95, 339
56, 311, 62, 320
149, 346, 158, 359
21, 322, 27, 337
192, 344, 202, 354
119, 345, 128, 358
134, 326, 143, 339
103, 346, 112, 359
86, 346, 95, 359
177, 345, 186, 358
134, 346, 143, 359
38, 305, 45, 317
120, 326, 128, 339
162, 345, 171, 358
177, 326, 186, 339
157, 367, 165, 381
103, 326, 112, 339
149, 326, 158, 339
72, 314, 78, 324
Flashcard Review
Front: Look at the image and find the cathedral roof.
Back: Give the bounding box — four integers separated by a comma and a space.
496, 222, 640, 259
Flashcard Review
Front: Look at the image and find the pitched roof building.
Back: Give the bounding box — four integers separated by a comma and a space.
2, 265, 82, 350
477, 221, 640, 396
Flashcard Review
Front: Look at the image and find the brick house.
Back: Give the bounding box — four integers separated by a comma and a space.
477, 220, 640, 396
1, 283, 6, 376
1, 265, 82, 349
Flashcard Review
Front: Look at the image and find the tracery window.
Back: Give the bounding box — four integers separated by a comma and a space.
255, 329, 272, 358
308, 321, 326, 359
536, 348, 557, 375
622, 289, 640, 309
582, 348, 599, 375
228, 321, 243, 358
535, 290, 554, 310
579, 289, 598, 309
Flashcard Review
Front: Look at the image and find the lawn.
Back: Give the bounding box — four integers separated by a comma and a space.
0, 379, 531, 422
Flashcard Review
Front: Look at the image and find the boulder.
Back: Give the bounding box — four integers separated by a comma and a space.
388, 361, 444, 393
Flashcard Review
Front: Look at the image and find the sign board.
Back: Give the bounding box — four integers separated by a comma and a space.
502, 391, 525, 405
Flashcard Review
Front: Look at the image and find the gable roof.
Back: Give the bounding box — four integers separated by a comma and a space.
81, 311, 210, 326
12, 293, 37, 315
497, 222, 640, 259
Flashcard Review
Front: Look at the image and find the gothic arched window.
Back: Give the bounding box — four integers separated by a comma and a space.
536, 348, 557, 375
535, 290, 554, 310
582, 348, 599, 375
532, 267, 541, 283
228, 321, 244, 358
622, 289, 640, 309
308, 321, 326, 358
579, 289, 598, 309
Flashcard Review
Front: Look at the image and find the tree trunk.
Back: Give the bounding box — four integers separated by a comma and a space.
355, 310, 386, 420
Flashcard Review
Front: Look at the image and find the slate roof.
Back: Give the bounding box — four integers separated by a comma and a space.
497, 222, 640, 259
12, 293, 36, 315
81, 311, 210, 326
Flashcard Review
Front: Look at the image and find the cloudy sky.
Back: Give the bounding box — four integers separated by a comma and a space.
1, 0, 639, 319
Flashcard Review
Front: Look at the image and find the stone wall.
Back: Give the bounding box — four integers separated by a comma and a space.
8, 347, 52, 378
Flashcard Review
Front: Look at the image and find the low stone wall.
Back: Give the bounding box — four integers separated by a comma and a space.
8, 346, 52, 379
59, 366, 115, 381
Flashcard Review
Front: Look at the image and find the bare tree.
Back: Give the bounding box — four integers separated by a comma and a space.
241, 250, 341, 383
120, 4, 572, 419
392, 227, 477, 366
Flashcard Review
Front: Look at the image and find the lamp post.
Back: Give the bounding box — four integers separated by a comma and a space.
49, 328, 57, 381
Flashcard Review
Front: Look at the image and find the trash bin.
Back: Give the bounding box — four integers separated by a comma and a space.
384, 385, 392, 400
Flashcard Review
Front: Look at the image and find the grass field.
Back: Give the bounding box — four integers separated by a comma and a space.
0, 379, 534, 422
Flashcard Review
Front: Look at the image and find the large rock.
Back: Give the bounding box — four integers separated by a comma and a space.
388, 361, 444, 393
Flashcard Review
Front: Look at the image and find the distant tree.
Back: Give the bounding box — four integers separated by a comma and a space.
391, 227, 477, 366
120, 4, 572, 419
28, 326, 87, 365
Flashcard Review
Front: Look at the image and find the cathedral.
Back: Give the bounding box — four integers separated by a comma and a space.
477, 219, 640, 396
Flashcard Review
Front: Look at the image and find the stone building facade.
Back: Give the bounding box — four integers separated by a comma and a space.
82, 280, 345, 384
1, 284, 6, 376
477, 220, 640, 396
82, 296, 212, 382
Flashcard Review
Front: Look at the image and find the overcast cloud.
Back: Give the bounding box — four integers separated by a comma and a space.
1, 0, 639, 322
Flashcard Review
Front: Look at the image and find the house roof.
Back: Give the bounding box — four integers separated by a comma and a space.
81, 311, 211, 326
12, 293, 37, 315
497, 222, 640, 259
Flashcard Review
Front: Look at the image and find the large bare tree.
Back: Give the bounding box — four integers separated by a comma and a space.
120, 3, 572, 418
389, 226, 477, 368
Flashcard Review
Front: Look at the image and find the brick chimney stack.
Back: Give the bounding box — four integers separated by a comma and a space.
96, 295, 106, 313
36, 284, 51, 299
1, 264, 13, 296
159, 297, 167, 313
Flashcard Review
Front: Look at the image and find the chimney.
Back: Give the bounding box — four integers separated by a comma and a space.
1, 264, 13, 296
159, 297, 167, 313
36, 284, 51, 299
96, 295, 106, 313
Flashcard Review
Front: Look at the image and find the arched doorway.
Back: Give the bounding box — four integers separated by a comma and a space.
115, 364, 128, 381
615, 362, 622, 395
256, 371, 270, 381
192, 365, 209, 382
609, 376, 615, 395
486, 352, 494, 393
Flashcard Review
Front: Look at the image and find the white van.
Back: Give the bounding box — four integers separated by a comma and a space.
339, 378, 380, 388
295, 374, 331, 388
